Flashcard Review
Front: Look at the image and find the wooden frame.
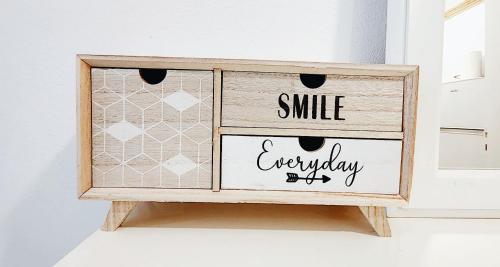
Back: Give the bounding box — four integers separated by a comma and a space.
212, 69, 222, 192
77, 58, 92, 196
77, 55, 419, 235
444, 0, 483, 20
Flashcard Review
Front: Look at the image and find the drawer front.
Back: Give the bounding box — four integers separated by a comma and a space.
221, 135, 402, 194
91, 68, 213, 188
222, 71, 404, 131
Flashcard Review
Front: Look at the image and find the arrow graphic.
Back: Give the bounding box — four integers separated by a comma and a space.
286, 172, 331, 184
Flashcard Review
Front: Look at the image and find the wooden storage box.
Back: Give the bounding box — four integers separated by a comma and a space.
77, 55, 418, 236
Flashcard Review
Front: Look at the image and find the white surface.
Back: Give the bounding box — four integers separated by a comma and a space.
0, 1, 392, 266
401, 0, 500, 211
56, 203, 500, 267
439, 79, 489, 168
439, 131, 487, 169
221, 136, 402, 194
442, 3, 484, 82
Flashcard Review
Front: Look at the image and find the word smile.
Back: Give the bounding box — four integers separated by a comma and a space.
256, 139, 364, 186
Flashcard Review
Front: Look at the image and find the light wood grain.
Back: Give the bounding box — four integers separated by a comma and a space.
91, 69, 213, 189
81, 187, 407, 207
219, 126, 403, 139
222, 71, 404, 132
212, 69, 222, 191
101, 201, 137, 231
358, 206, 391, 237
445, 0, 483, 19
399, 69, 419, 200
77, 58, 92, 197
79, 54, 417, 77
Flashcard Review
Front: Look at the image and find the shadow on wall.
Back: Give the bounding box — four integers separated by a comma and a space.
334, 0, 387, 64
0, 137, 108, 267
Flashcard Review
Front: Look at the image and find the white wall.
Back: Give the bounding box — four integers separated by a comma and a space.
442, 3, 485, 82
0, 0, 388, 266
386, 0, 407, 64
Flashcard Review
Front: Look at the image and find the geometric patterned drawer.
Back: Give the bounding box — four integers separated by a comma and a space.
91, 68, 213, 188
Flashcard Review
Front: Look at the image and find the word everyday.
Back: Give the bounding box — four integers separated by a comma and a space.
256, 139, 364, 186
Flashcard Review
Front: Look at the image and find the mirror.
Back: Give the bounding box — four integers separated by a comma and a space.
439, 0, 500, 169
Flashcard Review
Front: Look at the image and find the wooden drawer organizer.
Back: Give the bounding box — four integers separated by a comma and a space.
77, 55, 419, 236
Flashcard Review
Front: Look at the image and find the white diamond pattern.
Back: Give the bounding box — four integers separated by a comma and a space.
91, 69, 213, 189
105, 120, 142, 142
162, 91, 199, 111
162, 154, 197, 176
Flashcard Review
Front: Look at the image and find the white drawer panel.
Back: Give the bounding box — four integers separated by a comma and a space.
221, 135, 402, 194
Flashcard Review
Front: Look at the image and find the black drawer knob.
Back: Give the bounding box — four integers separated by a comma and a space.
298, 136, 325, 152
139, 68, 167, 85
300, 74, 326, 89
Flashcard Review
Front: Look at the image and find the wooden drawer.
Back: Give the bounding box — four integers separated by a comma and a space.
90, 68, 213, 188
221, 135, 402, 194
221, 71, 404, 131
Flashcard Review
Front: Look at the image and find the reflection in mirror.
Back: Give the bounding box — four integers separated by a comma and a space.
439, 0, 500, 169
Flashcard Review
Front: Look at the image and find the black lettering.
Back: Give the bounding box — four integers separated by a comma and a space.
293, 94, 308, 119
311, 95, 318, 119
278, 93, 290, 119
320, 95, 331, 120
334, 96, 345, 120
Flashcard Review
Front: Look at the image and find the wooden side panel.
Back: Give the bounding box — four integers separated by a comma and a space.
222, 71, 404, 131
91, 68, 213, 189
212, 69, 222, 191
221, 135, 402, 194
77, 58, 92, 196
399, 69, 419, 200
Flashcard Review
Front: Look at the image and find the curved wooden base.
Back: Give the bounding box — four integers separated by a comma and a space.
100, 201, 391, 237
359, 206, 391, 237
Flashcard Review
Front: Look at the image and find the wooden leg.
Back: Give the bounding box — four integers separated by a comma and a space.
358, 206, 391, 237
101, 201, 137, 232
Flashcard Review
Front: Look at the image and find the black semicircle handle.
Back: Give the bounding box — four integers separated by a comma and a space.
139, 68, 167, 85
300, 73, 326, 89
298, 136, 325, 152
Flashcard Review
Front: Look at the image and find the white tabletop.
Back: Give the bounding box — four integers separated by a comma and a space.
56, 203, 500, 267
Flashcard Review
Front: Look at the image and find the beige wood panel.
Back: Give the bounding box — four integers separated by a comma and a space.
212, 69, 222, 191
222, 72, 404, 131
91, 68, 213, 189
77, 59, 92, 196
399, 70, 419, 200
81, 187, 407, 207
219, 126, 403, 139
79, 54, 418, 77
